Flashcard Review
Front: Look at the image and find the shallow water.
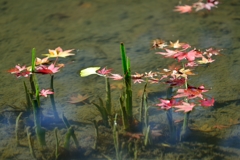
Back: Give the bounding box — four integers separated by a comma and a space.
1, 0, 240, 159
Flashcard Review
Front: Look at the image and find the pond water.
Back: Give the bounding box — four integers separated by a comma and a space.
1, 0, 240, 159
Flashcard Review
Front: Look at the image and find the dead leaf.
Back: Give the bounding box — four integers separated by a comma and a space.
110, 83, 123, 90
212, 124, 229, 130
68, 94, 90, 104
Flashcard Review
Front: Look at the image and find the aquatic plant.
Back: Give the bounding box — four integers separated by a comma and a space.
174, 0, 219, 14
80, 66, 122, 127
7, 47, 75, 147
80, 43, 137, 131
152, 39, 220, 141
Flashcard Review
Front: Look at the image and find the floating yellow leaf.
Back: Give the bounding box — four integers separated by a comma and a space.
80, 67, 100, 77
169, 40, 185, 48
43, 47, 75, 58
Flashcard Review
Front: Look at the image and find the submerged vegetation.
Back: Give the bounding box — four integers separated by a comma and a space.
4, 37, 225, 159
3, 1, 239, 159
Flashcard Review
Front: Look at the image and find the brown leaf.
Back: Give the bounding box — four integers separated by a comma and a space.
68, 94, 90, 104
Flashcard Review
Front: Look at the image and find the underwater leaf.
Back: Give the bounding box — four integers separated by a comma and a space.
68, 94, 90, 104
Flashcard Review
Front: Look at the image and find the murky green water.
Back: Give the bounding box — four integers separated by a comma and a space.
1, 0, 240, 159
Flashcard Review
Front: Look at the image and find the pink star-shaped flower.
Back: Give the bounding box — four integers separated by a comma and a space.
35, 64, 60, 74
39, 89, 54, 97
108, 74, 123, 80
97, 67, 112, 76
174, 5, 192, 13
174, 85, 209, 99
8, 65, 31, 78
156, 99, 179, 110
174, 102, 195, 113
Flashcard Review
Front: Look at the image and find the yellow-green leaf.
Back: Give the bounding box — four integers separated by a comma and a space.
80, 67, 100, 77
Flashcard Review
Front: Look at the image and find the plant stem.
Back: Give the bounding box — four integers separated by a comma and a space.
26, 127, 36, 159
113, 114, 121, 160
15, 112, 23, 146
54, 127, 59, 159
180, 66, 190, 141
140, 83, 148, 130
32, 99, 46, 147
92, 98, 109, 127
93, 120, 98, 150
64, 127, 72, 150
23, 82, 32, 112
166, 86, 176, 142
180, 111, 190, 141
120, 43, 133, 131
50, 75, 60, 120
62, 114, 80, 148
105, 76, 112, 115
144, 125, 151, 146
29, 48, 46, 147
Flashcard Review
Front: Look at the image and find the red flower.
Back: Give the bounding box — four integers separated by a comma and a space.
200, 98, 214, 107
174, 85, 209, 99
156, 99, 179, 110
173, 49, 202, 62
165, 77, 185, 87
8, 65, 31, 78
174, 102, 195, 113
108, 74, 123, 80
97, 67, 112, 76
35, 64, 60, 74
156, 49, 178, 57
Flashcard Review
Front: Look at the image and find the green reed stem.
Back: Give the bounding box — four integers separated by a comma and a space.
180, 63, 190, 141
15, 112, 23, 146
26, 127, 36, 159
105, 76, 112, 115
92, 98, 109, 127
144, 125, 151, 146
29, 48, 46, 147
181, 112, 190, 139
166, 86, 176, 142
54, 127, 60, 159
64, 126, 73, 150
113, 114, 121, 160
30, 48, 36, 95
93, 120, 99, 150
23, 82, 32, 112
140, 83, 149, 130
33, 99, 46, 147
119, 95, 129, 130
50, 75, 60, 120
120, 43, 133, 131
62, 114, 80, 148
